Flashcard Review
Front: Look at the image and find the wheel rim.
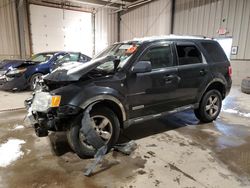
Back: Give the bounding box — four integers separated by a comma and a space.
205, 95, 220, 118
79, 115, 113, 148
32, 75, 42, 89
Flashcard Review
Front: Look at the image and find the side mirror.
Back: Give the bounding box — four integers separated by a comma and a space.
132, 61, 152, 73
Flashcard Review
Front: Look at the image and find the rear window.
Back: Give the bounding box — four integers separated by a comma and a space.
201, 42, 228, 62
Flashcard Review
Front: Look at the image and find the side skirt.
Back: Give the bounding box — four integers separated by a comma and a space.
123, 103, 199, 129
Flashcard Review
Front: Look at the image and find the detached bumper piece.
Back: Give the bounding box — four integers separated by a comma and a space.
81, 104, 138, 176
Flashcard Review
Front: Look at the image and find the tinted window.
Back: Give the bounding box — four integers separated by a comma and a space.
201, 42, 228, 62
140, 45, 173, 69
176, 45, 202, 65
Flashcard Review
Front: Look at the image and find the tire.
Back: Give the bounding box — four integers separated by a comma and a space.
66, 130, 76, 152
241, 77, 250, 94
29, 73, 43, 91
194, 90, 222, 123
67, 107, 120, 158
194, 109, 201, 120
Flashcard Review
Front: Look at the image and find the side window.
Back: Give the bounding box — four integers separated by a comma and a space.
79, 54, 87, 62
68, 53, 79, 61
140, 45, 173, 69
176, 44, 202, 65
201, 42, 228, 63
55, 54, 65, 61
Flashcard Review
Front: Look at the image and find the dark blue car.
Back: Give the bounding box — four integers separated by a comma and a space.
0, 51, 91, 91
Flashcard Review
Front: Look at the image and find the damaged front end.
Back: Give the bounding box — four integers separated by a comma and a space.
0, 70, 28, 91
24, 55, 116, 137
25, 90, 82, 137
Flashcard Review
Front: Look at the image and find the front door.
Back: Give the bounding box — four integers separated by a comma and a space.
126, 42, 179, 119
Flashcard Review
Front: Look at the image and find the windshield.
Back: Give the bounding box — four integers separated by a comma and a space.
94, 42, 139, 73
55, 53, 80, 65
29, 53, 55, 63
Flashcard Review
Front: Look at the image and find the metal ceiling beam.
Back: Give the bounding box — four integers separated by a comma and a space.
100, 0, 129, 6
71, 0, 121, 8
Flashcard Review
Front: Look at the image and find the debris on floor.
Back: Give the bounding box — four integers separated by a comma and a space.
113, 140, 137, 155
84, 141, 138, 176
84, 145, 108, 176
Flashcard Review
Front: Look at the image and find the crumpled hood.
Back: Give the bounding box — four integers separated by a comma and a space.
0, 59, 39, 70
44, 55, 115, 82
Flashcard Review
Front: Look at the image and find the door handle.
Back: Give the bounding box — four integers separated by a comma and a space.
200, 69, 207, 76
164, 75, 175, 81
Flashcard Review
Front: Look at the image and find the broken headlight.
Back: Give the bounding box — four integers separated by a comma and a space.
6, 68, 27, 77
31, 92, 61, 112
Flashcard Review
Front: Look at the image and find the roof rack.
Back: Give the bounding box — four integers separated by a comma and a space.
129, 35, 211, 42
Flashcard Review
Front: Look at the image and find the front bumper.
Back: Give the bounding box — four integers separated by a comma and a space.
25, 96, 82, 137
0, 74, 28, 91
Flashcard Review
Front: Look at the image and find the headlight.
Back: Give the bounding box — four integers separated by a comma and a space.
31, 92, 61, 112
6, 68, 27, 76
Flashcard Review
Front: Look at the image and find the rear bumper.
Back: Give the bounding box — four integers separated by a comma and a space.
0, 74, 28, 91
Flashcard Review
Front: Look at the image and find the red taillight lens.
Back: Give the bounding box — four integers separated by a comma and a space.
228, 66, 232, 77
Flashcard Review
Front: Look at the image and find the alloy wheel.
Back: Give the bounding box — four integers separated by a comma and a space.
32, 74, 42, 90
205, 95, 219, 117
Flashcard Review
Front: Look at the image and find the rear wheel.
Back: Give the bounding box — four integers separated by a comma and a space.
29, 73, 43, 90
194, 90, 222, 123
67, 107, 120, 158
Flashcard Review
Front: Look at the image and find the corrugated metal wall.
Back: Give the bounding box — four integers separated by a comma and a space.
95, 8, 118, 54
120, 0, 172, 41
0, 0, 20, 60
174, 0, 250, 61
173, 0, 250, 84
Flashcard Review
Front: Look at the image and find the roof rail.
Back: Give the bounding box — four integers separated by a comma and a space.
130, 35, 211, 42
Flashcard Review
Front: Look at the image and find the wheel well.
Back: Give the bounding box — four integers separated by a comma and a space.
92, 100, 124, 128
204, 82, 226, 99
28, 72, 44, 83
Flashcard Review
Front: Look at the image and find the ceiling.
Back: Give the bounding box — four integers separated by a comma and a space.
29, 0, 153, 12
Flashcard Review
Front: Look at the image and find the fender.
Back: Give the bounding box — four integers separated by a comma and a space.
196, 77, 227, 104
80, 94, 126, 121
53, 84, 127, 121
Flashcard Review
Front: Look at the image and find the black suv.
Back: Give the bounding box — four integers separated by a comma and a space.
26, 36, 232, 158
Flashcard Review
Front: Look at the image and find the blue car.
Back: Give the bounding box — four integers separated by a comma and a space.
0, 51, 91, 91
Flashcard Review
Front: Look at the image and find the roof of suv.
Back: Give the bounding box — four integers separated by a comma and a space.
123, 35, 214, 44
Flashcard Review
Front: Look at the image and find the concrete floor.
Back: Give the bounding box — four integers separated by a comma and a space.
0, 87, 250, 188
0, 91, 31, 111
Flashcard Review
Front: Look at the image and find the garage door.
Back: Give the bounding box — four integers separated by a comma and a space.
29, 4, 93, 57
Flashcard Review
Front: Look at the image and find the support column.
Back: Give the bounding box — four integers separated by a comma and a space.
16, 0, 30, 59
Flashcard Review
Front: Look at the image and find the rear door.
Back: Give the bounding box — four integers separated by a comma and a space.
126, 42, 180, 119
175, 41, 211, 106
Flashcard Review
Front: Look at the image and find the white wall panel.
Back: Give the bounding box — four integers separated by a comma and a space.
120, 0, 172, 41
0, 0, 20, 60
30, 4, 93, 57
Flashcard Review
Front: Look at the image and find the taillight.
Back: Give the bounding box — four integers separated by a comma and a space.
228, 66, 232, 77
